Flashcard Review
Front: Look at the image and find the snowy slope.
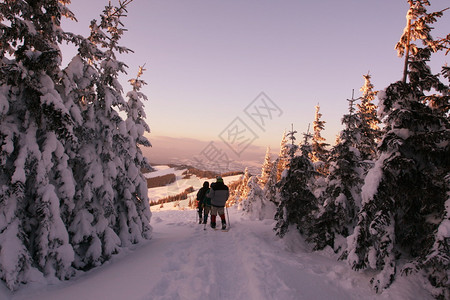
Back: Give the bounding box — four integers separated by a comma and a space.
146, 166, 241, 208
144, 165, 178, 179
0, 168, 434, 300
1, 208, 433, 300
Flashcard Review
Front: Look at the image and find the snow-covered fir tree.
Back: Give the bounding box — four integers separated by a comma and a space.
264, 157, 280, 206
68, 1, 130, 269
276, 130, 289, 181
274, 127, 318, 238
241, 176, 276, 220
0, 0, 152, 290
72, 0, 152, 268
356, 73, 381, 162
310, 95, 364, 252
0, 0, 78, 289
347, 2, 449, 297
259, 146, 273, 187
68, 0, 152, 268
423, 173, 450, 299
310, 104, 329, 175
123, 65, 152, 241
236, 167, 251, 205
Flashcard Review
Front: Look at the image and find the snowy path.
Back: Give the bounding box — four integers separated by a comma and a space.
3, 207, 433, 300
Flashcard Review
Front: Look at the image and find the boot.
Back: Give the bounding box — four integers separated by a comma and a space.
211, 215, 216, 228
220, 214, 226, 230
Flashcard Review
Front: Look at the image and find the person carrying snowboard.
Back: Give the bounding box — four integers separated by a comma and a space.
207, 177, 229, 230
196, 181, 209, 224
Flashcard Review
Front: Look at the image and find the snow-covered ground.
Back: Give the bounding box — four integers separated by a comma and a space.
0, 168, 434, 300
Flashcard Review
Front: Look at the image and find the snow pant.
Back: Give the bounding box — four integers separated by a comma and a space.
210, 206, 226, 226
197, 202, 203, 219
203, 205, 211, 224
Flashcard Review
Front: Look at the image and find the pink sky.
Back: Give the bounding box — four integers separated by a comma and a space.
61, 0, 450, 170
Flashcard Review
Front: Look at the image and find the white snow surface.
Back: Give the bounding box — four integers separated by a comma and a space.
144, 165, 177, 179
0, 168, 434, 300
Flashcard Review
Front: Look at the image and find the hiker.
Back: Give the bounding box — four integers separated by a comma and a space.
207, 177, 229, 230
196, 181, 209, 224
202, 187, 212, 224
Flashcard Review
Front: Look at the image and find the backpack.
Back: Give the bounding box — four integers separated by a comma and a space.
196, 187, 207, 202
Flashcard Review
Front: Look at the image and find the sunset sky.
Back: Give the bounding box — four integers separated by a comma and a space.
61, 0, 449, 169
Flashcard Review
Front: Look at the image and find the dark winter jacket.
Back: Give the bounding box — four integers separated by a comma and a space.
196, 182, 210, 207
196, 188, 207, 206
208, 182, 229, 207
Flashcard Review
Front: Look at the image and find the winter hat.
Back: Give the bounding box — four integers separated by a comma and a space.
203, 181, 209, 188
216, 177, 223, 183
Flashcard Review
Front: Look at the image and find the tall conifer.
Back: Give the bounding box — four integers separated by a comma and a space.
259, 147, 273, 187
356, 74, 381, 162
310, 104, 329, 175
0, 0, 153, 289
311, 95, 363, 252
0, 0, 77, 289
274, 127, 317, 238
347, 2, 449, 296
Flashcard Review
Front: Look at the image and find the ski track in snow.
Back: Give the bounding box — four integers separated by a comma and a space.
3, 207, 433, 300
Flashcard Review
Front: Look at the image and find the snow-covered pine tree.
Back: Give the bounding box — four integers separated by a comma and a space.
241, 176, 275, 220
310, 104, 329, 175
58, 21, 112, 271
276, 130, 289, 181
347, 2, 449, 296
66, 1, 128, 269
0, 0, 152, 282
122, 65, 152, 241
310, 94, 363, 252
59, 28, 113, 268
67, 0, 152, 269
237, 167, 251, 203
274, 127, 318, 238
264, 157, 280, 206
0, 0, 78, 289
356, 73, 381, 162
259, 146, 273, 187
421, 174, 450, 300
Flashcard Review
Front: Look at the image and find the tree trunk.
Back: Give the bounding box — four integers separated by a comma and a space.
402, 18, 411, 83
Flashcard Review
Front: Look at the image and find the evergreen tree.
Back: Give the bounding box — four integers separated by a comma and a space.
274, 127, 317, 238
0, 0, 153, 289
123, 65, 152, 240
347, 2, 449, 296
420, 174, 450, 300
241, 176, 275, 220
68, 0, 128, 269
237, 167, 251, 204
264, 157, 280, 206
259, 146, 273, 187
310, 104, 329, 174
0, 0, 77, 289
68, 0, 152, 267
356, 73, 381, 162
311, 95, 363, 252
276, 130, 289, 181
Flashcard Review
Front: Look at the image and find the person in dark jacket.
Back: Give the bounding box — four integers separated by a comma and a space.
207, 177, 229, 229
196, 181, 209, 224
202, 188, 212, 224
